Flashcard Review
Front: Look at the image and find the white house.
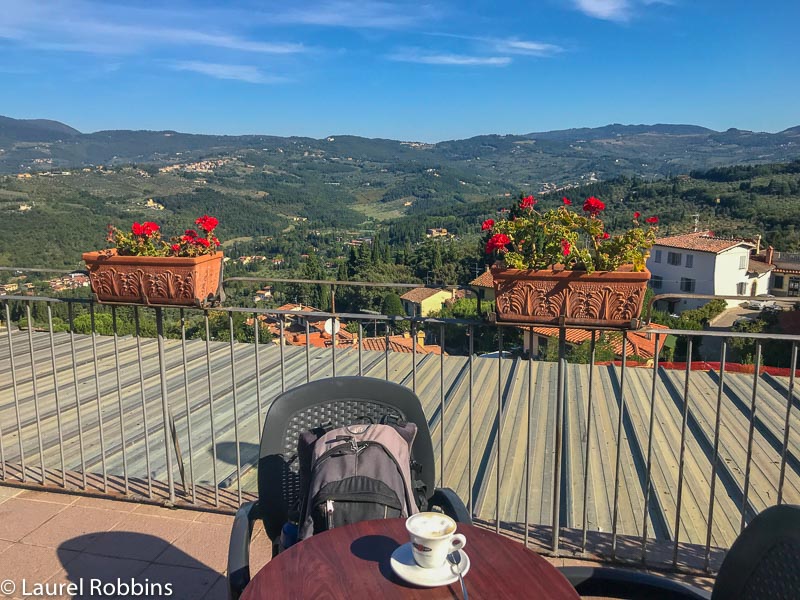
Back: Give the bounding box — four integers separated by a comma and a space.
646, 231, 770, 313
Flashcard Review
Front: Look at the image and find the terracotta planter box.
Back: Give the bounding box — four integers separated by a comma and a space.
491, 265, 650, 328
82, 250, 223, 307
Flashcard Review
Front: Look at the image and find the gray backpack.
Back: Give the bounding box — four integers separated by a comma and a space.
296, 420, 420, 540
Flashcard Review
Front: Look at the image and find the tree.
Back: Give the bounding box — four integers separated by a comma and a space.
381, 292, 404, 316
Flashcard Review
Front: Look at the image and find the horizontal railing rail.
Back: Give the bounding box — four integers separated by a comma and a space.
1, 292, 798, 576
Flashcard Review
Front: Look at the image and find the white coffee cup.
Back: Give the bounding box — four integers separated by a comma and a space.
405, 512, 466, 569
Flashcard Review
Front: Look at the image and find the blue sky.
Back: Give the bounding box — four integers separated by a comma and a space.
1, 0, 798, 141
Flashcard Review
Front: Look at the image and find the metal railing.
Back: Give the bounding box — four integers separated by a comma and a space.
0, 291, 799, 575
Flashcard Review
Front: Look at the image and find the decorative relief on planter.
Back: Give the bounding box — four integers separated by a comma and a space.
492, 266, 650, 328
82, 251, 223, 307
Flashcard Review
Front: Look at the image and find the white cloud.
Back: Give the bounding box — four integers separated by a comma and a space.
388, 51, 511, 66
572, 0, 671, 21
494, 39, 564, 56
573, 0, 631, 21
170, 61, 287, 84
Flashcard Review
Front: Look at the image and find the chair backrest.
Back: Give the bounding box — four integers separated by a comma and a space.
712, 504, 800, 600
256, 376, 435, 541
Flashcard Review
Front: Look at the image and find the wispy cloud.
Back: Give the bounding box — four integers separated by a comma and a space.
493, 39, 563, 56
388, 50, 511, 66
0, 1, 306, 55
170, 61, 287, 84
269, 1, 441, 29
572, 0, 672, 22
573, 0, 631, 22
424, 32, 564, 57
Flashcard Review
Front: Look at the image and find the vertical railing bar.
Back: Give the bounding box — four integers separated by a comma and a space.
111, 306, 129, 495
439, 323, 445, 489
610, 333, 628, 559
496, 328, 503, 534
229, 312, 243, 506
253, 312, 263, 434
305, 319, 311, 383
673, 337, 693, 568
524, 328, 534, 548
384, 321, 390, 380
777, 343, 798, 505
204, 311, 219, 507
0, 304, 6, 480
468, 324, 474, 517
552, 326, 567, 554
640, 332, 660, 562
331, 316, 337, 378
25, 303, 46, 485
704, 340, 727, 572
180, 309, 195, 503
155, 308, 176, 504
7, 301, 26, 482
67, 303, 86, 489
134, 307, 153, 499
357, 321, 363, 376
411, 321, 417, 394
741, 342, 762, 533
89, 303, 108, 492
582, 330, 598, 553
279, 319, 286, 393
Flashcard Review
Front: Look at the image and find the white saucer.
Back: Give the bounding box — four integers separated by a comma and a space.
389, 542, 470, 587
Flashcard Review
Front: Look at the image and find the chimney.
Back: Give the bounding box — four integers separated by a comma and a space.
754, 234, 761, 255
485, 264, 490, 273
417, 330, 425, 348
766, 246, 775, 265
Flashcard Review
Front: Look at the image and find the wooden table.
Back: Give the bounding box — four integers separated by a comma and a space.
241, 519, 580, 599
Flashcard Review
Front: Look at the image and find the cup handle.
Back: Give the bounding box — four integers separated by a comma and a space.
450, 534, 466, 552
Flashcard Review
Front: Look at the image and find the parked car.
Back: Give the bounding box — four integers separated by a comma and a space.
744, 299, 779, 311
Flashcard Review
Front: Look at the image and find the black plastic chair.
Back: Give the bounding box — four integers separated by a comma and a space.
559, 503, 800, 599
227, 376, 471, 599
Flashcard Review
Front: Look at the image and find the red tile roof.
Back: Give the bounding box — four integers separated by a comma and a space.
531, 323, 670, 360
275, 303, 316, 312
654, 231, 753, 254
359, 335, 442, 355
469, 270, 494, 288
400, 287, 450, 303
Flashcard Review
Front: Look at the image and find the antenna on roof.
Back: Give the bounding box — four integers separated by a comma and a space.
692, 214, 700, 233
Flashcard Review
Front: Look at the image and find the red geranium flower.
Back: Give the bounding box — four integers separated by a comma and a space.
633, 211, 641, 219
646, 216, 659, 224
520, 195, 536, 209
171, 244, 180, 253
561, 239, 571, 256
195, 215, 219, 233
582, 196, 605, 216
599, 232, 610, 240
485, 233, 511, 254
481, 218, 495, 231
562, 197, 572, 205
195, 237, 211, 248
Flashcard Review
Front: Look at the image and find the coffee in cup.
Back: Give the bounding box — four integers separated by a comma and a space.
405, 512, 466, 569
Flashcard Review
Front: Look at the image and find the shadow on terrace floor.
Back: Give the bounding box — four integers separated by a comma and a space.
0, 487, 273, 600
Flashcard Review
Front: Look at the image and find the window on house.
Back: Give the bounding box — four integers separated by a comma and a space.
680, 277, 696, 293
685, 254, 693, 268
654, 249, 662, 263
739, 255, 747, 269
774, 275, 785, 289
668, 252, 682, 266
651, 275, 663, 289
736, 282, 747, 295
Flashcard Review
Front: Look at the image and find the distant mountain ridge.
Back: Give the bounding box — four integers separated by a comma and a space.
1, 114, 799, 180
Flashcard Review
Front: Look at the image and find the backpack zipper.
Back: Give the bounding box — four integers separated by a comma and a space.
325, 499, 334, 530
